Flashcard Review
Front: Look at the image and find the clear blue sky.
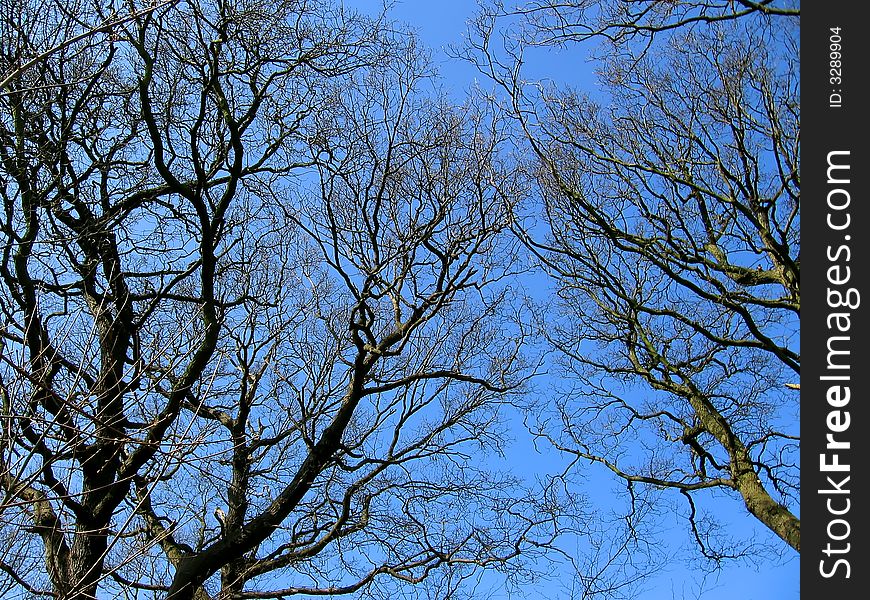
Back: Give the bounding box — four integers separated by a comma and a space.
342, 2, 800, 598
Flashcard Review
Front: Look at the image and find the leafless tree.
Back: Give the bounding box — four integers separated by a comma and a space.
465, 0, 800, 566
0, 0, 180, 94
475, 0, 798, 49
0, 1, 556, 598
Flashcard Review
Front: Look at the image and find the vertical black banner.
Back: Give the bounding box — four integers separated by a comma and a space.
803, 2, 869, 597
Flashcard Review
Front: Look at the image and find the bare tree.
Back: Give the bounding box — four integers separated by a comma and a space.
0, 0, 180, 94
0, 1, 554, 598
472, 0, 798, 49
466, 0, 800, 565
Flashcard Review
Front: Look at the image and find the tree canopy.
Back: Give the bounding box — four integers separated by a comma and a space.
1, 0, 800, 598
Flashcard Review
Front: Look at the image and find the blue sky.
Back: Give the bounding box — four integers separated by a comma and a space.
341, 1, 800, 598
